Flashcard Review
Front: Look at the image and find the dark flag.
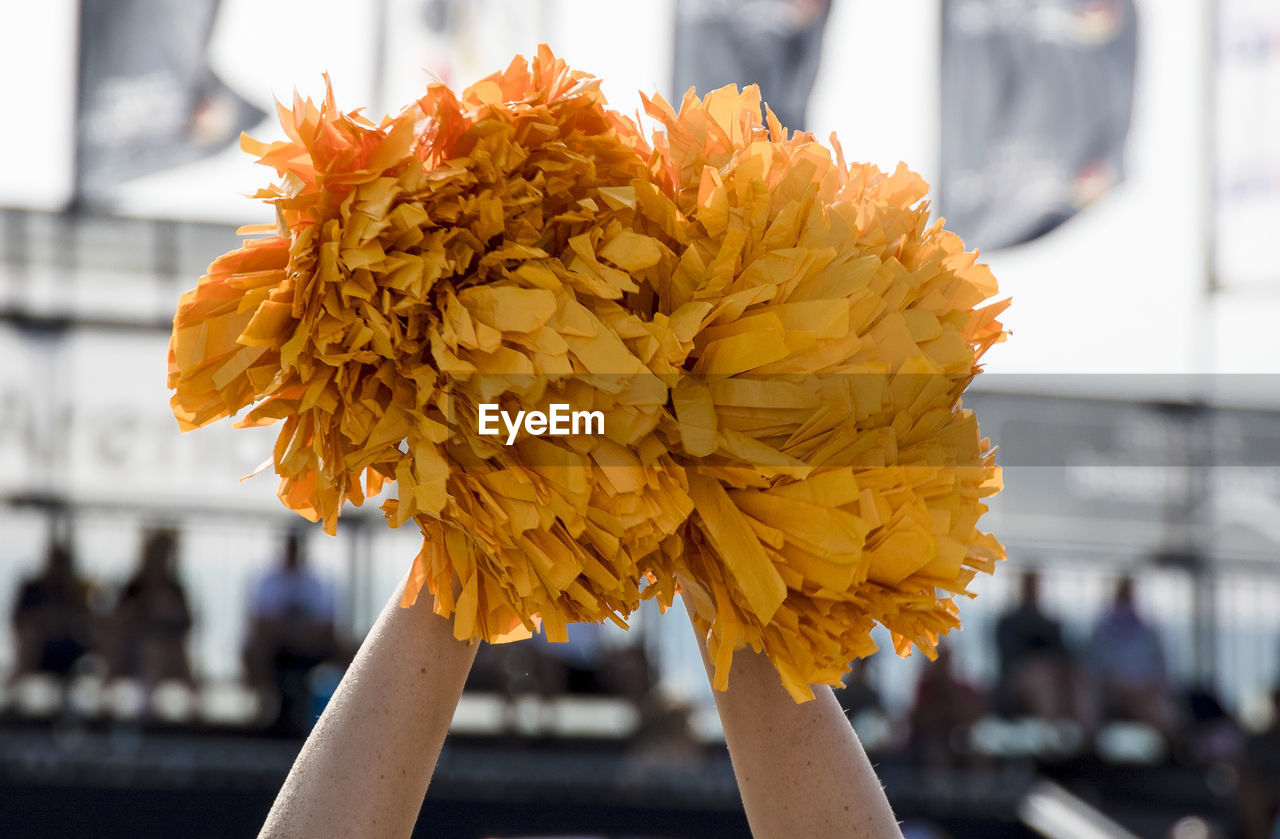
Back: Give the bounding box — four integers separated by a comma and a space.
76, 0, 264, 205
938, 0, 1138, 250
673, 0, 831, 132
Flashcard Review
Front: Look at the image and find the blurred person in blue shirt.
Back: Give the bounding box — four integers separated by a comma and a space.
244, 529, 338, 735
1088, 576, 1181, 741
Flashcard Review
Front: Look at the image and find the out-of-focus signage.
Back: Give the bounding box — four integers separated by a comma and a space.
0, 323, 283, 513
969, 388, 1280, 561
1215, 0, 1280, 292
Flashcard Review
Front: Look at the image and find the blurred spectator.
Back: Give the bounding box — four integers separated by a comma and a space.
1181, 684, 1243, 766
837, 657, 882, 720
1088, 576, 1181, 740
994, 571, 1090, 726
909, 643, 985, 769
107, 528, 195, 696
603, 638, 653, 705
535, 623, 653, 705
464, 637, 541, 703
535, 622, 608, 696
623, 696, 704, 781
8, 536, 93, 684
244, 530, 338, 736
1238, 689, 1280, 839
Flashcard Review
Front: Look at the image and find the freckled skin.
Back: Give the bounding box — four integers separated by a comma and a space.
258, 580, 477, 839
693, 619, 904, 839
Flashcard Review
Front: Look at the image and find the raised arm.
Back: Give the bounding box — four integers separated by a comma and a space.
259, 580, 477, 839
693, 615, 904, 839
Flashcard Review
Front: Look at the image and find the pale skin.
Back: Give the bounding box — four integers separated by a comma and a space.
694, 630, 904, 838
258, 580, 477, 838
259, 578, 904, 838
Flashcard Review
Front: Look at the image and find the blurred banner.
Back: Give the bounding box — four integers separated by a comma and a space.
1215, 0, 1280, 293
938, 0, 1138, 251
673, 0, 830, 132
971, 388, 1280, 562
76, 0, 264, 208
0, 323, 280, 512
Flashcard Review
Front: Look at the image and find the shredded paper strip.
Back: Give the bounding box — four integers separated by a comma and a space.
169, 47, 1008, 701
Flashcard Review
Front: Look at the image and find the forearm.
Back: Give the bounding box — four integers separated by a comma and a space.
693, 618, 903, 838
260, 580, 477, 839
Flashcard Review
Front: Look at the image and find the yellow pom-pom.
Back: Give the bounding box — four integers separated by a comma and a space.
170, 47, 694, 641
636, 85, 1008, 700
168, 47, 1007, 698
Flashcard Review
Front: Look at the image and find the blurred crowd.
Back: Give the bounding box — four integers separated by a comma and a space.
889, 571, 1280, 839
10, 527, 196, 713
6, 522, 348, 736
3, 522, 658, 737
6, 531, 1280, 835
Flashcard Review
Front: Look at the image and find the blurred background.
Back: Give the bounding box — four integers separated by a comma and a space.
1, 1, 1278, 837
